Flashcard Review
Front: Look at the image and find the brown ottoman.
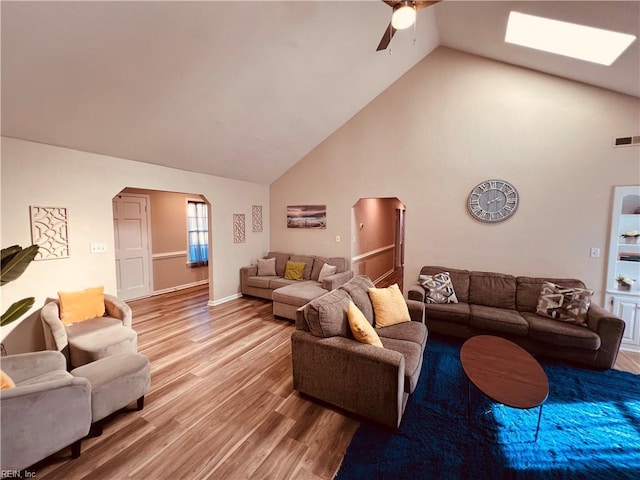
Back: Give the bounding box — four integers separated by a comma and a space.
71, 352, 151, 435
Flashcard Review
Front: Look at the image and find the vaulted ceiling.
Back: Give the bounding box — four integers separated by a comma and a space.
2, 1, 638, 185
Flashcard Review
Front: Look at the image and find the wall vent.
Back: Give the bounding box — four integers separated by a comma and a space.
613, 135, 640, 147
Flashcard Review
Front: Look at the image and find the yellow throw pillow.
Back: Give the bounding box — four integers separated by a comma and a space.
1, 370, 16, 389
368, 284, 411, 328
347, 301, 383, 348
58, 286, 106, 325
284, 261, 305, 280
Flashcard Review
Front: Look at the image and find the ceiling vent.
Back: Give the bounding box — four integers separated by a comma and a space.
613, 135, 640, 147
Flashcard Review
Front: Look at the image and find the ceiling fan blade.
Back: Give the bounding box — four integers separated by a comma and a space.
376, 22, 397, 51
382, 1, 400, 7
415, 1, 441, 11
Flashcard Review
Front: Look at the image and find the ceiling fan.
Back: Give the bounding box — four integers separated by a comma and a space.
376, 0, 440, 51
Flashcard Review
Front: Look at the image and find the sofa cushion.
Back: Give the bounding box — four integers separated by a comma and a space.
368, 284, 410, 328
348, 302, 383, 348
522, 312, 601, 350
284, 261, 306, 280
424, 302, 470, 326
290, 255, 315, 280
420, 266, 470, 303
419, 272, 458, 304
267, 252, 290, 277
269, 278, 299, 289
377, 321, 428, 349
256, 257, 276, 276
379, 337, 423, 393
536, 282, 593, 327
469, 271, 517, 310
273, 282, 326, 307
340, 275, 376, 325
470, 304, 528, 337
311, 257, 348, 280
517, 276, 586, 313
304, 288, 352, 338
247, 276, 278, 289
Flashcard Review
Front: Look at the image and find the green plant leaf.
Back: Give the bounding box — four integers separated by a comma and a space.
1, 245, 22, 262
1, 245, 39, 286
0, 297, 35, 326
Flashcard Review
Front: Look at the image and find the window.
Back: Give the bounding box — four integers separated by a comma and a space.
187, 200, 208, 266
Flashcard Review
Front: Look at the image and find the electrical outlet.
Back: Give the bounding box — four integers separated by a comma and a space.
590, 247, 600, 258
335, 235, 341, 243
90, 243, 108, 254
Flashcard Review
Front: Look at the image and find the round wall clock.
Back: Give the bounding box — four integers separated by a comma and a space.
467, 179, 519, 223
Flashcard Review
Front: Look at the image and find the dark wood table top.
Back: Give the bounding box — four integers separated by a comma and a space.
460, 335, 549, 409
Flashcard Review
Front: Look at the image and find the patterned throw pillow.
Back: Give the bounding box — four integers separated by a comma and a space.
419, 272, 459, 304
536, 282, 594, 327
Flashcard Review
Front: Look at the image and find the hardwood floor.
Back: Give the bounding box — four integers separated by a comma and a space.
31, 284, 639, 479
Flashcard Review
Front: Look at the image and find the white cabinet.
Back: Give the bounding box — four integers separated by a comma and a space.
606, 293, 640, 351
606, 186, 640, 351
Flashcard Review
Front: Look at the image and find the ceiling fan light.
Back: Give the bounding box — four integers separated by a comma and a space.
391, 4, 416, 30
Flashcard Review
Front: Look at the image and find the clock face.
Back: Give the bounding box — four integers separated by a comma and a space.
467, 179, 519, 223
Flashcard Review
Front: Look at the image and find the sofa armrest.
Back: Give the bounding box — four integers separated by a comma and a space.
1, 351, 68, 383
407, 284, 426, 303
407, 299, 425, 324
587, 303, 626, 369
291, 330, 405, 429
104, 294, 133, 328
321, 270, 355, 291
41, 301, 68, 352
240, 265, 258, 293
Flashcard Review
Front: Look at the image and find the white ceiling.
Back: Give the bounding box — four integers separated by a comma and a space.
2, 1, 639, 185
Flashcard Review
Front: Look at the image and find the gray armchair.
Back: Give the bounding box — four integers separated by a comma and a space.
41, 293, 137, 368
0, 351, 92, 471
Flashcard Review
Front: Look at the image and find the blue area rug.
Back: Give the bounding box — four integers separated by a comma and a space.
336, 336, 640, 479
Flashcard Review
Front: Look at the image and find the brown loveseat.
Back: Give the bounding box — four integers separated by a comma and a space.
240, 252, 354, 320
408, 266, 625, 370
291, 275, 427, 429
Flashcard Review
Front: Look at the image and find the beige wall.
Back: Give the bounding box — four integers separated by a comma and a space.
270, 47, 640, 303
122, 188, 209, 292
1, 138, 269, 353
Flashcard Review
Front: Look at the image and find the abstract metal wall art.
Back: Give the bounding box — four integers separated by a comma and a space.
233, 214, 246, 243
30, 206, 70, 260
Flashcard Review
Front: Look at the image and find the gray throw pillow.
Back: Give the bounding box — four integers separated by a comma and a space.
257, 257, 276, 276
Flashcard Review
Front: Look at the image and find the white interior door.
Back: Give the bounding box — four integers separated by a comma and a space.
113, 194, 152, 300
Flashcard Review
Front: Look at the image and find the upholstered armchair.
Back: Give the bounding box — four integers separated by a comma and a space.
41, 293, 137, 368
0, 351, 92, 471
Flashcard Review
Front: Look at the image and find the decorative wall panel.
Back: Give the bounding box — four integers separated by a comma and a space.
252, 205, 263, 233
30, 206, 70, 259
233, 214, 245, 243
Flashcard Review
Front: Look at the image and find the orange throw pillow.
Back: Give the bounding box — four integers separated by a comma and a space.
58, 286, 105, 325
1, 370, 16, 389
368, 284, 411, 328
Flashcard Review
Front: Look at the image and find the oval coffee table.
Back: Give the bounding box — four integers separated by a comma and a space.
460, 335, 549, 441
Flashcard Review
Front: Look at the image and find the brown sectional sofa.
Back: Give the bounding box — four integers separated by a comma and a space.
240, 252, 354, 320
408, 266, 625, 370
291, 275, 427, 429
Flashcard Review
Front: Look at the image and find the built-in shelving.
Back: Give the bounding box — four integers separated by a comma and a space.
605, 186, 640, 352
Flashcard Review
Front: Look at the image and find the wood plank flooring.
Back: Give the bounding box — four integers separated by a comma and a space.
31, 284, 639, 479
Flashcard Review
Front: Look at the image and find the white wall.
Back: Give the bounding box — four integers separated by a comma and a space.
270, 47, 640, 302
1, 138, 269, 353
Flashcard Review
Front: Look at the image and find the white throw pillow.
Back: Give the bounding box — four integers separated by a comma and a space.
318, 263, 338, 283
256, 257, 276, 276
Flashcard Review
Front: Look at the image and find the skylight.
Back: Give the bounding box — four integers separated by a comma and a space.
505, 11, 636, 66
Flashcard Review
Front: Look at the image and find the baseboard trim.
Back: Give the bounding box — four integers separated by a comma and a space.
152, 280, 209, 297
208, 293, 242, 307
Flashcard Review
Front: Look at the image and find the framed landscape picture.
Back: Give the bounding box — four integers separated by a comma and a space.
287, 205, 326, 229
